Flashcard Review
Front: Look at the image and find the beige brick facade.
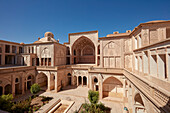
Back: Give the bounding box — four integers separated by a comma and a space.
0, 20, 170, 113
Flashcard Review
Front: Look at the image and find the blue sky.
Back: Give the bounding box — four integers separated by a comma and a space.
0, 0, 170, 44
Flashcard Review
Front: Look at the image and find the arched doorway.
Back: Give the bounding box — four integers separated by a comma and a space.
0, 86, 2, 96
15, 78, 20, 95
27, 75, 32, 90
5, 84, 12, 95
67, 73, 72, 85
93, 77, 98, 91
78, 76, 82, 86
72, 36, 95, 64
83, 76, 87, 86
134, 93, 146, 113
103, 77, 123, 98
36, 73, 48, 90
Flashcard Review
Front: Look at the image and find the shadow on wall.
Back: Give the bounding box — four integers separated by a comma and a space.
160, 99, 170, 113
60, 85, 78, 91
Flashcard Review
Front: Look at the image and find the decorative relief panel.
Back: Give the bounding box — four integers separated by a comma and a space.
103, 41, 121, 68
150, 29, 158, 44
142, 29, 149, 46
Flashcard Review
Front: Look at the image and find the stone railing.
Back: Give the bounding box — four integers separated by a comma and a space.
0, 66, 36, 74
71, 64, 94, 69
37, 65, 71, 71
123, 69, 170, 113
88, 66, 170, 112
88, 67, 124, 74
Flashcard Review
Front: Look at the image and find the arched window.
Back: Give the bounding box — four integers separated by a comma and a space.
67, 73, 71, 76
28, 76, 31, 80
94, 77, 98, 83
98, 45, 100, 54
74, 50, 76, 55
15, 78, 19, 83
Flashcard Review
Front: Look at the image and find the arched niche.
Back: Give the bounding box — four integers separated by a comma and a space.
72, 36, 95, 64
102, 76, 123, 98
134, 93, 146, 113
36, 72, 48, 88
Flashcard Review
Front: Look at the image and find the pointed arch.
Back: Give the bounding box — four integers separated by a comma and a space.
103, 76, 123, 98
72, 36, 95, 64
134, 93, 146, 113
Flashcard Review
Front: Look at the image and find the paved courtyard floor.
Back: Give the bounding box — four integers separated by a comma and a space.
37, 85, 124, 113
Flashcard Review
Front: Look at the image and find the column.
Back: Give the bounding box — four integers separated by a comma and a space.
27, 47, 29, 53
39, 58, 41, 66
167, 51, 170, 81
123, 79, 126, 97
30, 46, 32, 53
100, 41, 103, 67
47, 75, 51, 91
25, 79, 27, 90
148, 51, 151, 74
89, 75, 93, 90
12, 75, 15, 97
143, 51, 149, 74
47, 58, 49, 66
77, 76, 79, 86
43, 58, 45, 66
157, 54, 166, 79
10, 45, 12, 53
99, 80, 103, 99
95, 45, 98, 66
2, 87, 5, 95
55, 73, 58, 93
82, 77, 83, 87
22, 77, 25, 94
2, 44, 5, 65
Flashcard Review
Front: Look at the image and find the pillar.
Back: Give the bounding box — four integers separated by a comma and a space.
22, 77, 25, 94
2, 44, 5, 65
167, 52, 170, 81
47, 58, 49, 66
123, 79, 126, 97
89, 75, 93, 90
43, 58, 45, 66
77, 76, 79, 86
12, 75, 15, 97
10, 45, 12, 53
30, 46, 32, 53
95, 45, 98, 66
99, 80, 103, 99
100, 41, 103, 67
2, 87, 5, 95
25, 79, 27, 90
82, 77, 83, 87
47, 75, 51, 91
55, 73, 58, 93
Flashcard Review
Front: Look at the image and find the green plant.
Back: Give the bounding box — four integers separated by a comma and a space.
0, 94, 13, 112
30, 83, 40, 94
11, 99, 31, 113
80, 90, 109, 113
88, 90, 99, 104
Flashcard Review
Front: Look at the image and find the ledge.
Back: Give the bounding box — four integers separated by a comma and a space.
133, 38, 170, 52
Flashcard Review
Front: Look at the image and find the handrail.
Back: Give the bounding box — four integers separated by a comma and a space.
123, 68, 170, 113
89, 66, 170, 112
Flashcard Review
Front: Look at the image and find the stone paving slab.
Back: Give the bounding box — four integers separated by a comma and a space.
35, 86, 124, 113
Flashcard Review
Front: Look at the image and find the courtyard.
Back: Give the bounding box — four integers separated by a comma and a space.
36, 86, 124, 113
